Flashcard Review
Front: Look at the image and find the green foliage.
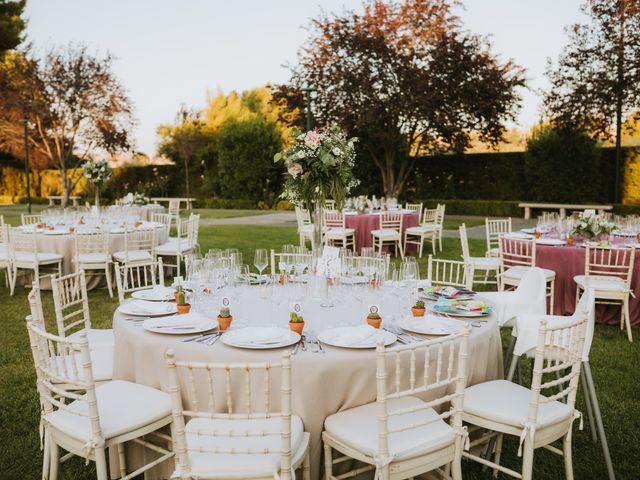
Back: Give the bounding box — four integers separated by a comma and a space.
289, 312, 304, 323
219, 306, 231, 318
216, 118, 284, 202
0, 0, 26, 57
414, 300, 425, 309
524, 125, 602, 203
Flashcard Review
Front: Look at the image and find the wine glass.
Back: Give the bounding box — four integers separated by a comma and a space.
254, 249, 268, 279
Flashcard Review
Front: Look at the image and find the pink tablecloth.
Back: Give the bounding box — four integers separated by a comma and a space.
345, 212, 419, 253
535, 244, 640, 325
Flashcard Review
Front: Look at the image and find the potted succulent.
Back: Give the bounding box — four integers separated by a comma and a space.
289, 312, 305, 335
174, 285, 183, 303
176, 290, 191, 314
217, 306, 233, 331
366, 311, 382, 329
411, 300, 426, 317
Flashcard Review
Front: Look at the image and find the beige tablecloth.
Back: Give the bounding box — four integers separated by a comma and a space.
19, 225, 168, 290
112, 290, 503, 479
140, 204, 165, 221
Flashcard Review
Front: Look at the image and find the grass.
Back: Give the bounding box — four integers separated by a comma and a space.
192, 209, 272, 220
0, 220, 638, 479
443, 217, 486, 230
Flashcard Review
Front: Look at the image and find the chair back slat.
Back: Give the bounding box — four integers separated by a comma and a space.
324, 211, 346, 228
21, 213, 43, 226
427, 255, 468, 289
74, 230, 109, 256
114, 259, 164, 304
459, 224, 471, 260
9, 227, 38, 255
405, 203, 423, 219
122, 228, 157, 260
51, 270, 91, 337
499, 235, 535, 269
152, 212, 172, 230
486, 218, 512, 253
380, 212, 402, 230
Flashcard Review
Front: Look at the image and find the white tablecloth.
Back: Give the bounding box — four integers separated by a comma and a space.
112, 285, 503, 479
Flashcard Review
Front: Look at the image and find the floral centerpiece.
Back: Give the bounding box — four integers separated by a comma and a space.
82, 160, 112, 206
571, 213, 614, 241
120, 192, 149, 206
274, 124, 359, 249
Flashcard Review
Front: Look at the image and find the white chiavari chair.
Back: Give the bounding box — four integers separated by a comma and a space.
152, 212, 173, 232
459, 223, 500, 289
270, 249, 313, 276
404, 204, 445, 257
73, 230, 113, 297
499, 235, 556, 314
486, 217, 512, 257
165, 350, 311, 480
22, 212, 43, 226
295, 207, 314, 248
461, 313, 587, 480
404, 202, 423, 219
114, 258, 164, 304
27, 320, 173, 480
427, 255, 470, 289
372, 211, 404, 258
8, 227, 63, 296
156, 214, 200, 277
325, 199, 336, 210
112, 227, 156, 268
51, 270, 114, 351
574, 246, 635, 342
323, 210, 356, 251
168, 198, 181, 226
0, 223, 11, 289
323, 328, 470, 480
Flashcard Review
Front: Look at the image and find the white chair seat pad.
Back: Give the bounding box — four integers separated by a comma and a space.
574, 275, 627, 292
503, 266, 555, 281
112, 250, 153, 262
325, 227, 355, 237
68, 328, 115, 350
406, 225, 439, 235
469, 257, 501, 268
46, 380, 171, 442
324, 396, 455, 461
156, 240, 195, 255
14, 252, 63, 264
464, 380, 573, 429
371, 229, 401, 238
177, 415, 305, 478
77, 253, 111, 264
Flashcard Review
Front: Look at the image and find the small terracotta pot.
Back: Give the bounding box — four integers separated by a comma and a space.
533, 230, 541, 239
411, 307, 426, 317
217, 315, 233, 332
174, 292, 181, 303
133, 221, 142, 228
69, 227, 75, 233
289, 321, 304, 335
36, 223, 44, 229
567, 236, 575, 246
177, 303, 191, 315
367, 316, 382, 329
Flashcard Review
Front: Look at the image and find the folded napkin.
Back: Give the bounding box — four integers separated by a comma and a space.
230, 328, 290, 345
328, 325, 378, 346
136, 286, 175, 300
126, 300, 176, 314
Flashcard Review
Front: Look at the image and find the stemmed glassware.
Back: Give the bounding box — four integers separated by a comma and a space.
253, 249, 268, 279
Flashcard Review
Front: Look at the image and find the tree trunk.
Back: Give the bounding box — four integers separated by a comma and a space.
61, 167, 69, 208
183, 157, 190, 198
615, 4, 626, 204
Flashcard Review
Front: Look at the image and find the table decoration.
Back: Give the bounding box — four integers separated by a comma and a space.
571, 212, 614, 241
411, 299, 426, 317
431, 299, 492, 317
317, 325, 396, 349
421, 286, 476, 301
120, 192, 149, 206
398, 316, 464, 336
221, 327, 300, 350
289, 304, 305, 335
366, 305, 382, 328
217, 306, 233, 331
176, 290, 191, 314
82, 159, 112, 207
118, 300, 177, 317
142, 313, 216, 335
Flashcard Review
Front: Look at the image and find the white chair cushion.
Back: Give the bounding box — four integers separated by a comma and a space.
405, 226, 437, 236
68, 328, 115, 350
178, 415, 305, 478
503, 266, 555, 281
46, 380, 171, 442
325, 227, 355, 237
112, 250, 153, 262
76, 253, 111, 264
469, 256, 501, 269
14, 252, 63, 264
156, 240, 195, 255
463, 380, 573, 429
324, 396, 455, 461
574, 275, 627, 292
371, 229, 401, 238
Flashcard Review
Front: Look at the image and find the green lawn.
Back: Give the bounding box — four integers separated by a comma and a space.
443, 217, 486, 230
0, 223, 638, 479
193, 209, 272, 220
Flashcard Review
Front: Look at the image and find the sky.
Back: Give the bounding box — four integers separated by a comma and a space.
23, 0, 587, 156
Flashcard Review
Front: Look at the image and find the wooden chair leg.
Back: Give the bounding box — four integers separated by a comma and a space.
95, 446, 109, 480
623, 297, 633, 342
117, 442, 127, 478
492, 433, 504, 478
105, 264, 114, 298
323, 442, 333, 480
580, 368, 598, 443
563, 429, 574, 480
42, 430, 50, 480
520, 438, 535, 480
49, 441, 59, 480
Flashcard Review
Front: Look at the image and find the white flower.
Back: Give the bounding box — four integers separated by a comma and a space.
332, 147, 341, 156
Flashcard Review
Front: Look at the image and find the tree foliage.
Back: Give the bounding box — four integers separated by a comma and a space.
279, 0, 525, 196
0, 0, 26, 58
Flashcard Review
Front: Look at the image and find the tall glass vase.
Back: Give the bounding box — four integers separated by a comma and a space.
94, 185, 100, 207
312, 203, 324, 256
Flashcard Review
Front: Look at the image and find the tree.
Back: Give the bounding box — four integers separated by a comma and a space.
0, 0, 26, 58
0, 45, 135, 205
279, 0, 525, 197
544, 0, 640, 202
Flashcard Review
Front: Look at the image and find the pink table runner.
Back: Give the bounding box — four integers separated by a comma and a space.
345, 212, 419, 254
535, 244, 640, 325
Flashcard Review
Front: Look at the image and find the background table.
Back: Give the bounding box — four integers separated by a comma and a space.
345, 211, 419, 253
535, 244, 640, 325
112, 288, 503, 479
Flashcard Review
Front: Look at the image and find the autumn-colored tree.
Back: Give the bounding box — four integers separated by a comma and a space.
0, 45, 135, 205
545, 0, 640, 202
279, 0, 525, 197
0, 0, 26, 58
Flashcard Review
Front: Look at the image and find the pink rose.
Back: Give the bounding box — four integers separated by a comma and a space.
288, 163, 303, 178
304, 130, 321, 147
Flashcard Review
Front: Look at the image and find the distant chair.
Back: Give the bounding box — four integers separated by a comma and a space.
427, 254, 469, 289
112, 227, 156, 268
459, 223, 499, 290
324, 199, 336, 210
114, 258, 164, 304
151, 212, 172, 231
404, 203, 445, 257
73, 230, 113, 297
371, 211, 404, 258
404, 202, 423, 219
0, 223, 10, 289
485, 217, 512, 257
8, 228, 63, 295
156, 214, 200, 277
21, 213, 43, 226
295, 206, 314, 248
323, 210, 356, 251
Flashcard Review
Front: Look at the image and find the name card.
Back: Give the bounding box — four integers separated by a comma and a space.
290, 302, 303, 315
221, 296, 231, 308
316, 245, 341, 277
368, 304, 380, 316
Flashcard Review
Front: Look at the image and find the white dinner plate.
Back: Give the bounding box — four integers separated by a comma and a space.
143, 313, 217, 334
398, 316, 465, 336
341, 276, 370, 284
521, 227, 550, 234
612, 230, 637, 237
131, 286, 176, 301
318, 325, 396, 349
43, 229, 70, 235
118, 300, 177, 317
536, 238, 566, 246
221, 327, 300, 349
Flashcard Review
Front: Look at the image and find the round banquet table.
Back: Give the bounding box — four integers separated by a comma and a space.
111, 287, 503, 479
344, 210, 419, 254
20, 224, 168, 290
140, 204, 165, 221
535, 243, 640, 325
